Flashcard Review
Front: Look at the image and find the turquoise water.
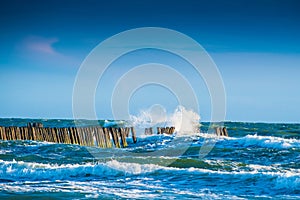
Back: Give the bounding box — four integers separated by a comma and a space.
0, 119, 299, 199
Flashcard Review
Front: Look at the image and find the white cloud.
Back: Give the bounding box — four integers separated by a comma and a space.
23, 36, 59, 55
17, 35, 81, 69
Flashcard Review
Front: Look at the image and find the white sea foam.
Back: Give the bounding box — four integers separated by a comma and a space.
1, 159, 299, 182
0, 159, 299, 197
225, 134, 300, 149
0, 150, 11, 154
195, 133, 300, 149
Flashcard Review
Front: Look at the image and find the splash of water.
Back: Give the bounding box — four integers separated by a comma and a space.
129, 105, 200, 136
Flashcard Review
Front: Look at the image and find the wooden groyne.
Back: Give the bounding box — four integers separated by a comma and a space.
0, 123, 136, 148
0, 123, 228, 147
0, 123, 180, 148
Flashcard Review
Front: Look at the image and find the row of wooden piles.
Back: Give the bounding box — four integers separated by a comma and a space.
145, 127, 176, 135
0, 124, 137, 148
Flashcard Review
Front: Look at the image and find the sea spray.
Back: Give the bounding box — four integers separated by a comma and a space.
169, 106, 200, 135
129, 105, 200, 136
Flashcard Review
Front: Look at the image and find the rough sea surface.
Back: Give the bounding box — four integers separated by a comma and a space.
0, 119, 299, 199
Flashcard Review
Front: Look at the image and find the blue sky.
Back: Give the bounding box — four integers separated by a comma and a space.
0, 0, 300, 122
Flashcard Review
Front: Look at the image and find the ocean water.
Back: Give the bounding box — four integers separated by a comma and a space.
0, 118, 299, 199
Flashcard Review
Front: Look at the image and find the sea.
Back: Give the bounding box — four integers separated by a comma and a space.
0, 117, 299, 199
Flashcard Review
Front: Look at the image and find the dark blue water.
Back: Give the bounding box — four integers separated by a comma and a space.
0, 119, 299, 199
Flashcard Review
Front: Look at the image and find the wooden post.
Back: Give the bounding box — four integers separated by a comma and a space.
0, 126, 4, 140
44, 128, 48, 142
5, 127, 10, 140
9, 127, 13, 140
28, 126, 32, 140
67, 127, 73, 144
85, 127, 89, 146
81, 127, 86, 145
77, 127, 82, 145
119, 127, 128, 147
47, 128, 52, 142
50, 128, 56, 143
80, 127, 87, 146
43, 128, 48, 142
33, 127, 39, 141
26, 126, 30, 140
215, 127, 219, 136
169, 126, 175, 134
100, 127, 106, 148
4, 127, 8, 140
57, 128, 61, 143
3, 126, 7, 140
69, 127, 74, 144
67, 127, 72, 144
31, 127, 37, 141
157, 127, 161, 134
73, 127, 80, 145
90, 127, 94, 146
144, 127, 153, 135
37, 127, 43, 141
41, 128, 46, 141
103, 127, 112, 148
100, 127, 107, 148
94, 127, 101, 147
61, 128, 66, 143
149, 127, 153, 135
84, 127, 89, 146
73, 127, 79, 144
55, 128, 60, 143
125, 127, 130, 137
46, 128, 52, 142
76, 128, 83, 145
40, 127, 46, 141
62, 128, 69, 144
90, 127, 95, 146
131, 127, 137, 143
222, 127, 228, 137
0, 126, 2, 140
83, 127, 89, 146
17, 127, 22, 140
2, 126, 6, 140
25, 126, 29, 140
15, 127, 20, 140
69, 127, 75, 144
165, 127, 170, 134
85, 127, 90, 146
111, 128, 120, 148
0, 126, 3, 140
10, 127, 15, 140
110, 128, 115, 147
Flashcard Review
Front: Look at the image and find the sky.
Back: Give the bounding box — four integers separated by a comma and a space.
0, 0, 300, 122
